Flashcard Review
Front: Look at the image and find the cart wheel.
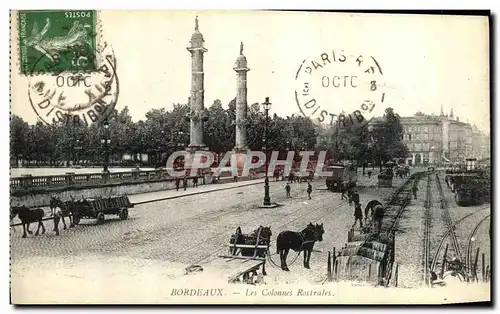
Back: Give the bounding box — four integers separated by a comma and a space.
96, 212, 105, 225
119, 208, 129, 220
73, 215, 81, 225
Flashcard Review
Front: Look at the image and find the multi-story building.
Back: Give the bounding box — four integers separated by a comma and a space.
471, 125, 491, 160
400, 107, 477, 166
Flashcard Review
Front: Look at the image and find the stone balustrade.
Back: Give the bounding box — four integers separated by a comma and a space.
10, 169, 207, 192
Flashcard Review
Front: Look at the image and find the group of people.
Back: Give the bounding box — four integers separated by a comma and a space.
339, 182, 386, 233
175, 176, 199, 191
284, 181, 313, 199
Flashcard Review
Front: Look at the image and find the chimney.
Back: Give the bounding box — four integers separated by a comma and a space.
456, 117, 459, 122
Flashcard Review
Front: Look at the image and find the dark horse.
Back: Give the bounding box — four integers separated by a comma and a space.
364, 200, 383, 220
49, 196, 78, 235
276, 222, 324, 271
10, 206, 46, 238
230, 226, 272, 258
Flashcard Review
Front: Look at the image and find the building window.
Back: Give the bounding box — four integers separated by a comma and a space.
408, 134, 412, 141
416, 134, 420, 140
424, 127, 428, 133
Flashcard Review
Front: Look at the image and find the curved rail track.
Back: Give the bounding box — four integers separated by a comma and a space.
430, 206, 490, 272
425, 172, 490, 283
466, 214, 491, 276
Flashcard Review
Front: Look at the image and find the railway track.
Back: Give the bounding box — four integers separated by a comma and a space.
382, 174, 421, 234
426, 172, 490, 283
466, 214, 491, 279
430, 206, 490, 272
435, 173, 461, 261
423, 174, 432, 286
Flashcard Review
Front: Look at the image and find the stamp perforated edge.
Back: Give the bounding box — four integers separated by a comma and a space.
12, 9, 104, 77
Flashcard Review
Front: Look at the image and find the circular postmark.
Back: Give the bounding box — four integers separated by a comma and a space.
27, 43, 119, 127
294, 50, 387, 129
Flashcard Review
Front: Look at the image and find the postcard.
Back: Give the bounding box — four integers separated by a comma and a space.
9, 10, 491, 304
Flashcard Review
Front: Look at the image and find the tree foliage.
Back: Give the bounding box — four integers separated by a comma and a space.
11, 102, 408, 168
10, 101, 320, 167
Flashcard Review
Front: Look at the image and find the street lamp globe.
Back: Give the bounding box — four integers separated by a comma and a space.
262, 97, 272, 111
103, 120, 109, 129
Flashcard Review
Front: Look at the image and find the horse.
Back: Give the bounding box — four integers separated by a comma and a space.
276, 222, 324, 271
49, 196, 78, 235
364, 200, 384, 220
229, 226, 272, 258
10, 206, 46, 238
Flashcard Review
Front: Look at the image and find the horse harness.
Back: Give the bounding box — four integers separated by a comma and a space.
298, 230, 317, 250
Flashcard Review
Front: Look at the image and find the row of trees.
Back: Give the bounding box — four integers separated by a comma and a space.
10, 98, 409, 168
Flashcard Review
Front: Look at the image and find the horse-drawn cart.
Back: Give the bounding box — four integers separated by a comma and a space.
215, 226, 272, 284
70, 195, 133, 225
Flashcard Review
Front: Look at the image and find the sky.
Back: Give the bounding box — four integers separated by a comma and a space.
11, 11, 490, 133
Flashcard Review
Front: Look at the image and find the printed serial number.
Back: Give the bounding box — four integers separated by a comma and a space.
65, 11, 92, 18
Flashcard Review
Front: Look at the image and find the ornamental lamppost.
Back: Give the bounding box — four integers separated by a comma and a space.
74, 139, 82, 166
101, 119, 111, 173
260, 97, 277, 208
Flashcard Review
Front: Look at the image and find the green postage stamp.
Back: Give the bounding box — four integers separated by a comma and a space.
18, 10, 98, 74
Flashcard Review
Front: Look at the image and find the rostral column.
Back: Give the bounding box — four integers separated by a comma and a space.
233, 42, 250, 172
234, 42, 250, 152
186, 16, 208, 151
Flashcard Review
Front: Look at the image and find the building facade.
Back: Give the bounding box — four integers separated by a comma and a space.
400, 108, 483, 166
471, 126, 491, 160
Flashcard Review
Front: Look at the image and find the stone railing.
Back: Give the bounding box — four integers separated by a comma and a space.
10, 169, 207, 191
10, 167, 267, 193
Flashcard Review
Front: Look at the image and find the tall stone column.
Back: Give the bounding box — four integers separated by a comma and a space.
186, 16, 207, 151
234, 42, 250, 152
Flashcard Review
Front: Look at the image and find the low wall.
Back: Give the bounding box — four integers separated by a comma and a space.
10, 176, 206, 208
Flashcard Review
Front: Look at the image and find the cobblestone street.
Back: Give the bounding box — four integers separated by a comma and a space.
11, 174, 398, 289
10, 171, 491, 302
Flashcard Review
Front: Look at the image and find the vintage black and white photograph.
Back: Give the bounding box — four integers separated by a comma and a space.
9, 10, 491, 304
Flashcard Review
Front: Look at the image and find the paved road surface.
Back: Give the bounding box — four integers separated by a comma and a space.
11, 175, 398, 284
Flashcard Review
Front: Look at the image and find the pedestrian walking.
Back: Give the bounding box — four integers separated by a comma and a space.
341, 182, 347, 200
307, 183, 312, 200
353, 202, 363, 228
348, 187, 353, 205
285, 183, 291, 198
193, 176, 198, 188
412, 184, 418, 200
353, 190, 360, 205
183, 177, 188, 191
175, 178, 180, 191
